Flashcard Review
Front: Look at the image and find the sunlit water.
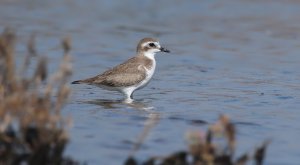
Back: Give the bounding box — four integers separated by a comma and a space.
1, 0, 300, 164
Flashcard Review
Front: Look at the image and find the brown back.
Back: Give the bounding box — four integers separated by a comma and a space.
81, 55, 153, 87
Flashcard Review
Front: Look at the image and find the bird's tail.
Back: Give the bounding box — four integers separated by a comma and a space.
71, 80, 83, 84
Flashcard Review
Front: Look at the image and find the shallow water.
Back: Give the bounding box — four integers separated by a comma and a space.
1, 0, 300, 164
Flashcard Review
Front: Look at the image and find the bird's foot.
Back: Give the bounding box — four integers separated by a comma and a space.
123, 97, 134, 104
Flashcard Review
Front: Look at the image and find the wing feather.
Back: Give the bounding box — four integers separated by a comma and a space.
89, 57, 147, 87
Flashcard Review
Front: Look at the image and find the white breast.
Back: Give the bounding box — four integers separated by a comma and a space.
119, 52, 157, 98
136, 59, 156, 90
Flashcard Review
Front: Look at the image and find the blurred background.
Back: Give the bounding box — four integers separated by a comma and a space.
1, 0, 300, 164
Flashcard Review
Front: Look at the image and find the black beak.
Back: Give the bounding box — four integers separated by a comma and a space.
160, 47, 170, 53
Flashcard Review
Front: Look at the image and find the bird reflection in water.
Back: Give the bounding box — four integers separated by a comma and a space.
83, 99, 154, 111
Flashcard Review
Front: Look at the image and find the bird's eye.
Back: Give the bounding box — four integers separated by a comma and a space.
149, 43, 155, 47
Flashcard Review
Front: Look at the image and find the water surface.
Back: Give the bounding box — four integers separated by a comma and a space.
1, 0, 300, 164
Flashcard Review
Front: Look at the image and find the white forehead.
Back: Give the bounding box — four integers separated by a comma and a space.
142, 41, 160, 47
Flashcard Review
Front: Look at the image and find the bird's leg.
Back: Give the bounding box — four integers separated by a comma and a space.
130, 92, 134, 100
123, 90, 134, 103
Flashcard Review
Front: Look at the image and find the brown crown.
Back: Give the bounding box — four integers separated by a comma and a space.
136, 37, 158, 53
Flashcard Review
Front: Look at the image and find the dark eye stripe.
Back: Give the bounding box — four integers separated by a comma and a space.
149, 43, 155, 47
